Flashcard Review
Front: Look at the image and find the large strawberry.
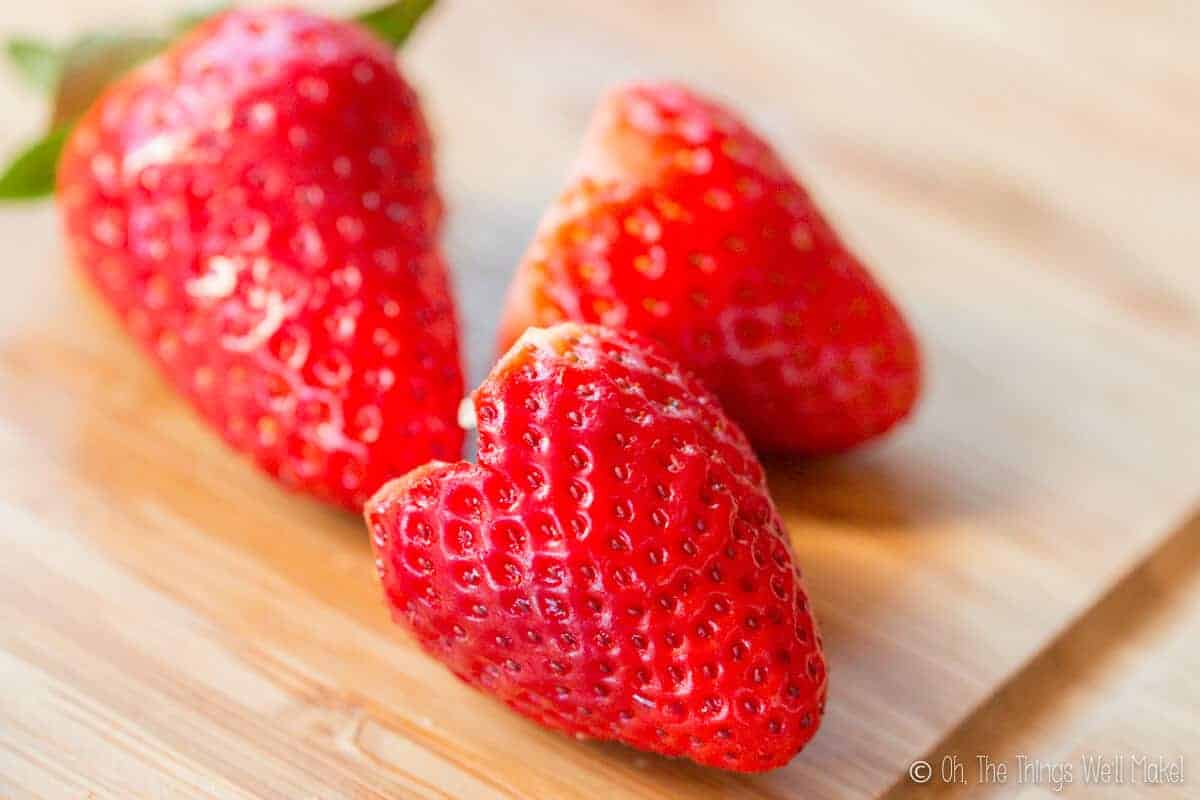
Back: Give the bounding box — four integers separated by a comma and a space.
365, 323, 827, 771
41, 5, 461, 510
499, 82, 920, 455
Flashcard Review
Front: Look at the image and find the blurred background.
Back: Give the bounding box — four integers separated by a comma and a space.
1, 2, 1197, 798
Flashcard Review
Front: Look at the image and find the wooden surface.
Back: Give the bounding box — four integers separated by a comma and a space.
899, 514, 1200, 799
2, 1, 1199, 798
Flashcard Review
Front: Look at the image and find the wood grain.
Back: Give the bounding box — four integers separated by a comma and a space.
1, 1, 1199, 798
894, 514, 1200, 799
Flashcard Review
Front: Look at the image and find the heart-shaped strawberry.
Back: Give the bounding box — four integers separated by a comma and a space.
365, 323, 826, 771
499, 82, 920, 455
53, 7, 462, 509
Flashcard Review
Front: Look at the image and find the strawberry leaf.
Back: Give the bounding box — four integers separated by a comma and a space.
357, 0, 437, 47
4, 5, 221, 99
1, 32, 177, 202
0, 125, 72, 199
0, 3, 412, 202
171, 4, 229, 35
50, 34, 167, 127
6, 38, 63, 92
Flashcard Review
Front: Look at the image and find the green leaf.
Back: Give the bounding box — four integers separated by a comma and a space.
4, 4, 221, 97
0, 8, 229, 204
1, 2, 417, 203
357, 0, 437, 47
0, 125, 72, 199
171, 4, 229, 36
6, 37, 63, 92
50, 33, 169, 127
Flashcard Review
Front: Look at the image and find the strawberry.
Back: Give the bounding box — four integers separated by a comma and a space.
52, 7, 462, 510
365, 323, 827, 771
498, 82, 920, 455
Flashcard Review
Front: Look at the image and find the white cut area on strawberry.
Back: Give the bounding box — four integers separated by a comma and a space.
457, 396, 476, 430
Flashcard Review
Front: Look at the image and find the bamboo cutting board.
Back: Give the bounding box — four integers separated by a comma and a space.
2, 1, 1199, 798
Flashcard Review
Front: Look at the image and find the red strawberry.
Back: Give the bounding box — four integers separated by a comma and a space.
55, 7, 462, 510
365, 323, 827, 771
499, 82, 920, 455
